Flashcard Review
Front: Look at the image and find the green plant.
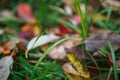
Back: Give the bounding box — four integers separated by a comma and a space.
30, 37, 68, 79
99, 47, 109, 57
108, 42, 118, 80
74, 0, 88, 39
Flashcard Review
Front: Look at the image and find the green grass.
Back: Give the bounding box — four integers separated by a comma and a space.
74, 0, 88, 39
108, 42, 118, 80
30, 37, 68, 79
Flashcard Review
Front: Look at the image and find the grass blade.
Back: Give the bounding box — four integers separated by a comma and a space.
108, 42, 118, 80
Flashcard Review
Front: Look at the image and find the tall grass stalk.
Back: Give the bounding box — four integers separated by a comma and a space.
74, 0, 88, 39
108, 42, 118, 80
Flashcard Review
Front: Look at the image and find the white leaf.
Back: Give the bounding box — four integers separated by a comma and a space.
27, 35, 60, 51
0, 55, 13, 80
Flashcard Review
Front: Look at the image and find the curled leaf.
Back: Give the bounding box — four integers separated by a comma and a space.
65, 48, 90, 79
62, 63, 83, 80
26, 35, 60, 58
27, 35, 60, 51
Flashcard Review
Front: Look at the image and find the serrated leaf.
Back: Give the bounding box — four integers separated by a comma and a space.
0, 55, 13, 80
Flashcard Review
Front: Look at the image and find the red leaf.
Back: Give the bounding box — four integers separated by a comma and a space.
17, 3, 33, 21
18, 31, 35, 40
58, 23, 71, 36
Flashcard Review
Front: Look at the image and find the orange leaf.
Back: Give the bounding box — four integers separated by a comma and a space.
22, 24, 32, 32
2, 44, 10, 54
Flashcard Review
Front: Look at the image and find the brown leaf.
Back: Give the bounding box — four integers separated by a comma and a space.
62, 63, 83, 80
17, 42, 26, 52
1, 39, 20, 54
85, 29, 120, 52
102, 0, 120, 13
48, 37, 82, 59
62, 63, 79, 75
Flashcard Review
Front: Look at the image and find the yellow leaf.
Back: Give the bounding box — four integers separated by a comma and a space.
33, 25, 41, 36
67, 53, 90, 79
40, 44, 50, 52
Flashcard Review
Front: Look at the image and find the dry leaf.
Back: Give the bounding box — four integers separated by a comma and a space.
21, 24, 41, 36
62, 63, 83, 80
40, 44, 50, 52
65, 48, 90, 79
85, 29, 120, 52
27, 35, 60, 51
17, 42, 26, 52
48, 37, 82, 59
18, 30, 35, 40
17, 3, 33, 22
26, 35, 60, 58
0, 55, 13, 80
58, 23, 71, 36
62, 63, 79, 75
102, 0, 120, 13
0, 10, 13, 18
1, 39, 19, 54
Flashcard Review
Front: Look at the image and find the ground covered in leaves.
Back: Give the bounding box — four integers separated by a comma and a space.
0, 0, 120, 80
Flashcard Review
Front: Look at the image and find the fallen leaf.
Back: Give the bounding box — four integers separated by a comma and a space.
27, 35, 60, 51
1, 39, 20, 54
0, 10, 13, 18
48, 27, 60, 35
0, 55, 13, 80
58, 23, 71, 36
102, 0, 120, 13
26, 35, 60, 58
18, 30, 35, 40
48, 37, 82, 59
21, 24, 41, 36
65, 48, 90, 79
21, 24, 32, 32
17, 3, 33, 22
40, 44, 50, 52
62, 63, 79, 75
2, 44, 10, 54
85, 29, 120, 52
62, 63, 83, 80
17, 42, 26, 52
